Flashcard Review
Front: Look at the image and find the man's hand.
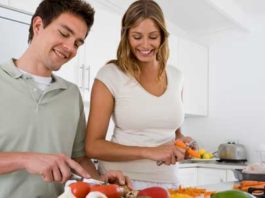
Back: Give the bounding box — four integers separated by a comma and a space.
22, 153, 90, 183
100, 170, 132, 189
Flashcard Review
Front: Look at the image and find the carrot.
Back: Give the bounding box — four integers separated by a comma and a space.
240, 180, 262, 187
187, 148, 201, 158
175, 140, 187, 149
169, 186, 215, 198
233, 181, 265, 192
175, 140, 200, 158
233, 184, 241, 189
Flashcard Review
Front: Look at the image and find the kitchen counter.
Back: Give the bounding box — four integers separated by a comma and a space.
178, 160, 247, 170
198, 181, 238, 192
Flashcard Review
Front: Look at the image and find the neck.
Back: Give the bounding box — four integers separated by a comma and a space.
16, 47, 51, 77
140, 61, 159, 78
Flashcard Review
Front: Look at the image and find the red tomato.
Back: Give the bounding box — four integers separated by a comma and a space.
69, 181, 91, 198
137, 187, 169, 198
90, 184, 121, 198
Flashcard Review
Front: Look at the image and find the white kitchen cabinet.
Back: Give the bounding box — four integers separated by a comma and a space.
178, 166, 239, 187
8, 0, 41, 13
168, 34, 179, 66
54, 42, 93, 106
177, 38, 208, 116
197, 168, 226, 185
178, 167, 197, 187
0, 0, 8, 6
55, 6, 120, 105
226, 170, 237, 182
0, 6, 31, 63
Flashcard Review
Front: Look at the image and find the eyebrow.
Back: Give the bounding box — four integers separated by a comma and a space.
130, 30, 160, 34
61, 24, 85, 45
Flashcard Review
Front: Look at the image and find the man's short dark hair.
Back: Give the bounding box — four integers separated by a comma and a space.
28, 0, 95, 43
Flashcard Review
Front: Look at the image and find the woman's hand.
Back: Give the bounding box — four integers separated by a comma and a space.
179, 136, 199, 151
143, 142, 186, 165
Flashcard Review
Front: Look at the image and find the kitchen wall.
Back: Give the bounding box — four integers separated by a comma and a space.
182, 22, 265, 163
2, 1, 264, 163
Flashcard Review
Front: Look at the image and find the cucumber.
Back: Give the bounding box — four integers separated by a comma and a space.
211, 190, 255, 198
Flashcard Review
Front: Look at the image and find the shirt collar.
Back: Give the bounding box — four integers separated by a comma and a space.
0, 59, 68, 90
0, 59, 23, 79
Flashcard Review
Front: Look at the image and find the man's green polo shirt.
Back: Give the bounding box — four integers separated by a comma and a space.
0, 59, 86, 198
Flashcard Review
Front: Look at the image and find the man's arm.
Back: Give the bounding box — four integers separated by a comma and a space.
0, 152, 25, 174
0, 152, 90, 183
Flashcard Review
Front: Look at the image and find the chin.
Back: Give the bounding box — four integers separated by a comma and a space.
137, 57, 155, 63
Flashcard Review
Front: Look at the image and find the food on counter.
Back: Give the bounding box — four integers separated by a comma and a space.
168, 186, 214, 198
86, 191, 107, 198
169, 193, 192, 198
59, 180, 170, 198
137, 186, 169, 198
233, 180, 265, 192
198, 149, 214, 159
211, 189, 255, 198
90, 184, 123, 198
69, 181, 91, 198
59, 181, 129, 198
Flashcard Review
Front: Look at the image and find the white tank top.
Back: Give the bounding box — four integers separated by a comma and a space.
96, 63, 184, 183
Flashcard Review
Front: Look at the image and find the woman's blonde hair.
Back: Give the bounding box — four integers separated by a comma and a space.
108, 0, 169, 80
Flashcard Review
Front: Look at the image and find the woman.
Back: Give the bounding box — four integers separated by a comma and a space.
86, 0, 196, 189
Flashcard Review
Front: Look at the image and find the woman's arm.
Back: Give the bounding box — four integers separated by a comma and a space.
85, 80, 183, 163
86, 80, 149, 161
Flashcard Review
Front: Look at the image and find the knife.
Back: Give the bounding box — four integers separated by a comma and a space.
70, 173, 105, 185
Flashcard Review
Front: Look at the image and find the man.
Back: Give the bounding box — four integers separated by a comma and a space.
0, 0, 129, 197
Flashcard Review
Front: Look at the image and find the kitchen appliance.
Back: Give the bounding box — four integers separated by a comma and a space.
218, 142, 247, 162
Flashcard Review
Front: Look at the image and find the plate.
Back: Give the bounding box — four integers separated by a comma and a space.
189, 158, 219, 162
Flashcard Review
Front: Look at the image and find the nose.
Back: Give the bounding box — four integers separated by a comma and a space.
63, 39, 77, 55
141, 38, 150, 48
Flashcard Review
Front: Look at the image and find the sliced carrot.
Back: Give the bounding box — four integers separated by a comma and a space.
240, 180, 264, 187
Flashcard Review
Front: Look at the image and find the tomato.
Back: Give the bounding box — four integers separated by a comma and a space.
69, 181, 91, 198
137, 187, 169, 198
90, 184, 121, 198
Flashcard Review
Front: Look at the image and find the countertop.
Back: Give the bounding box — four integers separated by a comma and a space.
178, 160, 247, 170
198, 181, 238, 191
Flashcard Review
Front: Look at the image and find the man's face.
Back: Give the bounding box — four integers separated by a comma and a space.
32, 12, 88, 75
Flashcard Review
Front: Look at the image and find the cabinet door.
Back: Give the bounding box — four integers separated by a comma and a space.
8, 0, 41, 13
0, 0, 8, 6
226, 170, 238, 182
197, 168, 226, 185
0, 6, 31, 63
168, 34, 179, 66
178, 168, 197, 187
82, 8, 120, 101
178, 38, 208, 116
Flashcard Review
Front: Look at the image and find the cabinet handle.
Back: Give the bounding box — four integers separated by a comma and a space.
80, 64, 85, 92
85, 66, 90, 91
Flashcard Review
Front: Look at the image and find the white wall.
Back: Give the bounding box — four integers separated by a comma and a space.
182, 24, 265, 163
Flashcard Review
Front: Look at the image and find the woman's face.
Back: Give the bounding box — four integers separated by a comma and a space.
128, 18, 161, 64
